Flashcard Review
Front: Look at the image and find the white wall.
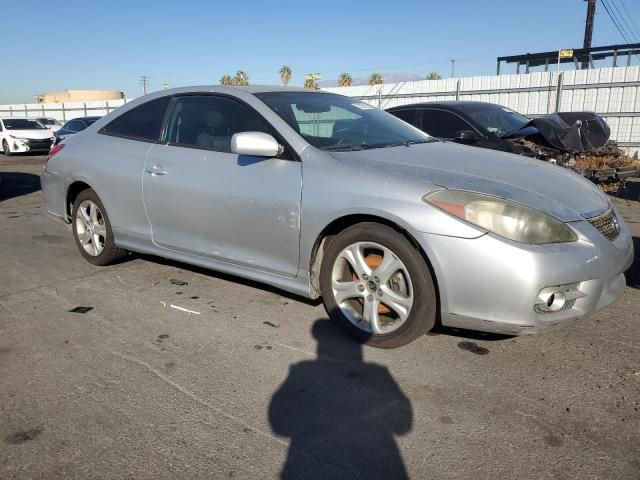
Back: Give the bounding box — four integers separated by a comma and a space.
0, 99, 130, 122
323, 66, 640, 156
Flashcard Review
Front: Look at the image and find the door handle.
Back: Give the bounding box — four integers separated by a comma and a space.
145, 164, 167, 176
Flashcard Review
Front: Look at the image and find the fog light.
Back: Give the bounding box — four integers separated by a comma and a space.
534, 283, 585, 314
539, 291, 566, 311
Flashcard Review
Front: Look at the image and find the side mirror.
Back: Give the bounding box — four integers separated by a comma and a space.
231, 131, 283, 157
454, 130, 478, 144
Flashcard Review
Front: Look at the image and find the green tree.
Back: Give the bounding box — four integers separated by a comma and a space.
279, 65, 292, 86
368, 73, 383, 85
304, 77, 319, 89
234, 70, 249, 86
426, 72, 442, 80
337, 72, 353, 87
219, 74, 234, 86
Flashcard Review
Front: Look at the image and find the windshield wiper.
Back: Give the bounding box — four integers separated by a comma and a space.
325, 144, 366, 152
378, 139, 433, 148
326, 139, 433, 152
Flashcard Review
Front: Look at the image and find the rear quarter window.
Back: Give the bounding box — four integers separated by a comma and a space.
100, 97, 170, 142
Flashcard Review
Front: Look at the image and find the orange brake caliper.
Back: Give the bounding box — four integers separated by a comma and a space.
352, 253, 391, 314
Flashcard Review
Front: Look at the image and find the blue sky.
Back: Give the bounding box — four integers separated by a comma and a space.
2, 0, 639, 103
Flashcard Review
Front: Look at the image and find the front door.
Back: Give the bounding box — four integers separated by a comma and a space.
142, 94, 302, 277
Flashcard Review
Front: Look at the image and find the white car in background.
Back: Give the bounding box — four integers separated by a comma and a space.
36, 117, 64, 132
0, 117, 55, 155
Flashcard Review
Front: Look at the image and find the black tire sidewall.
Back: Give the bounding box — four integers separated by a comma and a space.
320, 223, 437, 349
71, 189, 122, 266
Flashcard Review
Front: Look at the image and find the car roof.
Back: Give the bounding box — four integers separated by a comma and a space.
160, 85, 326, 95
387, 101, 501, 112
0, 117, 37, 121
68, 116, 101, 121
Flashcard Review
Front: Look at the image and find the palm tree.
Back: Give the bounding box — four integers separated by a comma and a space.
304, 77, 319, 89
426, 72, 442, 80
234, 70, 249, 86
279, 65, 292, 86
368, 73, 383, 85
337, 73, 352, 87
219, 74, 234, 86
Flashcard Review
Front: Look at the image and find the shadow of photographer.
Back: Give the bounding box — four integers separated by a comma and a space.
269, 318, 412, 479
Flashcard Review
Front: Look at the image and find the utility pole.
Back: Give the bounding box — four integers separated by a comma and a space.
139, 75, 149, 95
582, 0, 596, 69
450, 59, 456, 78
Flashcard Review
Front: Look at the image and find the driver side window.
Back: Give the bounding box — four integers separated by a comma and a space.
165, 95, 273, 153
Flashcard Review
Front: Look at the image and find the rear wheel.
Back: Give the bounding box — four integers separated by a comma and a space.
320, 223, 437, 348
72, 189, 127, 266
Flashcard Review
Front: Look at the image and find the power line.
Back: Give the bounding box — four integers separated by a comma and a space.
611, 0, 638, 40
609, 0, 639, 42
600, 0, 632, 44
619, 0, 640, 40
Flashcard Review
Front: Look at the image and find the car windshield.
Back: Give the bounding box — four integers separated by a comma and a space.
3, 119, 46, 130
464, 105, 530, 136
256, 92, 434, 151
38, 118, 61, 126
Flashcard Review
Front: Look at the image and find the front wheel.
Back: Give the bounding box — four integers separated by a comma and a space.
72, 189, 127, 266
2, 140, 12, 156
320, 223, 437, 349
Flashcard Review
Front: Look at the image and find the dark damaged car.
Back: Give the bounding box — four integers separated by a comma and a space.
387, 101, 637, 182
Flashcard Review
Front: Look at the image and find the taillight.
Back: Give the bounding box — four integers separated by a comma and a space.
46, 144, 64, 164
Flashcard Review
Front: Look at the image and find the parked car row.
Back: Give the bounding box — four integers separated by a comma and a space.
0, 116, 102, 155
41, 86, 633, 348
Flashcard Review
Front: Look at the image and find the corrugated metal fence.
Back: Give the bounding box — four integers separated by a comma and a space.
0, 99, 129, 123
323, 66, 640, 156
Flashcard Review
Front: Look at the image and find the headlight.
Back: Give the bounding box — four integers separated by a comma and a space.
423, 190, 578, 244
9, 135, 28, 141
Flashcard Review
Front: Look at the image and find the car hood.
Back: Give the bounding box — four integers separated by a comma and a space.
330, 141, 609, 222
5, 129, 54, 139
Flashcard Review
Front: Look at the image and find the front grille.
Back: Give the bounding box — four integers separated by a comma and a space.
586, 209, 620, 241
26, 138, 53, 149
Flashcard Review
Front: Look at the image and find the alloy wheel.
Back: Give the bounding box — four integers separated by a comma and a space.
331, 241, 414, 335
75, 199, 107, 256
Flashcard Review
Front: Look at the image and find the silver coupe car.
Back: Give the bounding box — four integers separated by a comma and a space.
41, 86, 634, 348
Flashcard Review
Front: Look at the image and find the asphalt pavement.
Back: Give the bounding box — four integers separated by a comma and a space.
1, 154, 639, 479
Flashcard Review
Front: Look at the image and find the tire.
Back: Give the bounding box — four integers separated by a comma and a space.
320, 222, 437, 349
71, 188, 127, 266
2, 140, 13, 156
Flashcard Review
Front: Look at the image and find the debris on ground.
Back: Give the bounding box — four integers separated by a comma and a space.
574, 140, 640, 169
457, 341, 490, 355
169, 304, 200, 315
573, 141, 640, 191
68, 306, 93, 314
169, 278, 188, 286
263, 321, 280, 328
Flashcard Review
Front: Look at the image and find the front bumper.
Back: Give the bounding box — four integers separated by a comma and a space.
417, 215, 634, 335
7, 138, 54, 153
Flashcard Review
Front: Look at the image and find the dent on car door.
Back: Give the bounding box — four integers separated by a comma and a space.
142, 94, 302, 277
